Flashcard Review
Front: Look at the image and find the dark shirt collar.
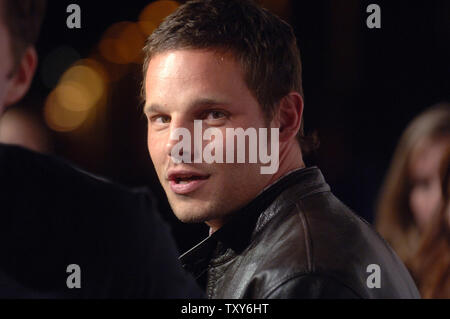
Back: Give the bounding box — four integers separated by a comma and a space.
179, 166, 329, 279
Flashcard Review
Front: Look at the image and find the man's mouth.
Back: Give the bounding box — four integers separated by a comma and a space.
167, 170, 210, 195
173, 175, 208, 184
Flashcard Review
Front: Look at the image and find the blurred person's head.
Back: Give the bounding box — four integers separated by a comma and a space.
0, 106, 52, 153
142, 0, 311, 232
376, 103, 450, 261
0, 0, 46, 115
407, 145, 450, 298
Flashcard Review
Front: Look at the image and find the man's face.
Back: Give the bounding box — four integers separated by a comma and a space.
144, 49, 274, 231
0, 3, 14, 114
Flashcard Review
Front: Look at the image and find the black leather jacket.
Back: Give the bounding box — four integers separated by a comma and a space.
180, 167, 420, 298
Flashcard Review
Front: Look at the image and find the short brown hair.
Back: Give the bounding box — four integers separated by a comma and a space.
1, 0, 47, 75
142, 0, 317, 153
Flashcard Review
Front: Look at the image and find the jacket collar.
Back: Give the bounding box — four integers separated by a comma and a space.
179, 166, 330, 277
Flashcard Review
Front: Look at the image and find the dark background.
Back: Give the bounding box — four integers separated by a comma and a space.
19, 0, 450, 253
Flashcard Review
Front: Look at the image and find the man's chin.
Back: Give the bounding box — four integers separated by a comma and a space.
171, 202, 221, 224
173, 212, 208, 224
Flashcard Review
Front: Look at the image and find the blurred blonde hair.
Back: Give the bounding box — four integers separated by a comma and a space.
375, 103, 450, 262
407, 145, 450, 298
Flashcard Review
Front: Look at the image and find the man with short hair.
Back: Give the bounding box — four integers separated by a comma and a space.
142, 0, 420, 298
0, 0, 202, 298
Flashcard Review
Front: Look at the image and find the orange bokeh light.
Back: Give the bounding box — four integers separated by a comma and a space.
138, 0, 180, 36
44, 58, 108, 132
44, 89, 90, 132
99, 22, 146, 64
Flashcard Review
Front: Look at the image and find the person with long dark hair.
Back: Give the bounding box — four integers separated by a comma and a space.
407, 146, 450, 298
376, 104, 450, 263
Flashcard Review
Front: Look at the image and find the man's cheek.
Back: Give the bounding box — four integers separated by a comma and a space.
147, 138, 159, 160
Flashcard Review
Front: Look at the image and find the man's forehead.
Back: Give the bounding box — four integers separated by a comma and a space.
147, 49, 239, 75
142, 48, 245, 102
142, 49, 254, 115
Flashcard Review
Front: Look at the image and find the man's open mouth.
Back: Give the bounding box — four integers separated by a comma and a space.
173, 175, 209, 184
167, 170, 210, 194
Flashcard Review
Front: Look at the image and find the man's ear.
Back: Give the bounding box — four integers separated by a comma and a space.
275, 92, 303, 143
4, 47, 38, 106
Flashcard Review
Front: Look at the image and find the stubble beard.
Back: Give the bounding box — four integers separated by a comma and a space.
168, 194, 235, 226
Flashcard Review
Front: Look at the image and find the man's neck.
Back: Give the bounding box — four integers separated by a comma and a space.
263, 142, 305, 189
258, 165, 305, 197
207, 144, 305, 235
207, 163, 306, 235
207, 162, 308, 236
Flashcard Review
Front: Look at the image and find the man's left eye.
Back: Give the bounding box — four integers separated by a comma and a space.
206, 110, 226, 120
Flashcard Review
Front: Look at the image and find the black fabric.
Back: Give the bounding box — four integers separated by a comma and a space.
0, 143, 204, 298
180, 167, 421, 299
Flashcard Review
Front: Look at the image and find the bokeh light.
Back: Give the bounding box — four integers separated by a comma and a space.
43, 1, 182, 133
44, 58, 108, 132
44, 89, 90, 132
89, 52, 129, 82
99, 22, 146, 64
57, 60, 107, 112
138, 0, 180, 36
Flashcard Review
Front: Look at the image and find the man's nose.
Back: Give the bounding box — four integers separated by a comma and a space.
165, 120, 197, 163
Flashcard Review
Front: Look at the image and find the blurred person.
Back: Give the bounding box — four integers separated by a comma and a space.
0, 106, 52, 153
142, 0, 419, 298
407, 146, 450, 298
376, 104, 450, 262
0, 0, 203, 298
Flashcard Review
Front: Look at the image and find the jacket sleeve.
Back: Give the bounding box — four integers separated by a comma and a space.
263, 274, 362, 299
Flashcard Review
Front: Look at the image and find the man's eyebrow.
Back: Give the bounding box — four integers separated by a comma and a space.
190, 97, 228, 109
143, 98, 229, 114
143, 103, 163, 114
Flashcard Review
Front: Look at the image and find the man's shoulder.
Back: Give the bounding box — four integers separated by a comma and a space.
0, 143, 129, 189
251, 189, 420, 298
0, 143, 155, 245
0, 143, 146, 203
0, 144, 204, 298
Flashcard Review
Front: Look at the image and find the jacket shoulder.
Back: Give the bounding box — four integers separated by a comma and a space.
263, 273, 362, 299
252, 190, 420, 298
